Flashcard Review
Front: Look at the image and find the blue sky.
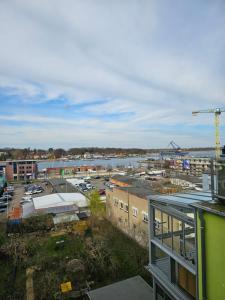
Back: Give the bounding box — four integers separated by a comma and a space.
0, 0, 225, 149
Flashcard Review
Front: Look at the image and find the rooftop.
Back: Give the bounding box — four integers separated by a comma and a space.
170, 174, 202, 184
33, 193, 87, 210
87, 276, 153, 300
118, 186, 153, 199
48, 178, 78, 193
191, 200, 225, 218
111, 175, 137, 185
149, 191, 212, 207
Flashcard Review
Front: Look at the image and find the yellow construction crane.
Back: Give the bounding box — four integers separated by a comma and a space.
192, 108, 225, 160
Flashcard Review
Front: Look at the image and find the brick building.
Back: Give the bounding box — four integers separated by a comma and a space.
5, 160, 37, 181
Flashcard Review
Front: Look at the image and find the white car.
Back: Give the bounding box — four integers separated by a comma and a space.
22, 195, 33, 201
32, 189, 43, 194
86, 184, 92, 190
25, 190, 33, 195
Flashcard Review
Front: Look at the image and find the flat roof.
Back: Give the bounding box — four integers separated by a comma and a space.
149, 191, 212, 207
171, 174, 202, 184
191, 201, 225, 218
87, 276, 153, 300
33, 193, 87, 210
118, 186, 153, 199
111, 175, 137, 185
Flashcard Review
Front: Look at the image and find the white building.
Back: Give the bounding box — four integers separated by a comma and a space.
22, 193, 88, 217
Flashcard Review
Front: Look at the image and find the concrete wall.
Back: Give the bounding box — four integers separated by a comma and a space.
106, 188, 149, 247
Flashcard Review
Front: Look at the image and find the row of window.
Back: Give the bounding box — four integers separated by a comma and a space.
113, 197, 149, 222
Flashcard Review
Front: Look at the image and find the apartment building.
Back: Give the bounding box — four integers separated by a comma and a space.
5, 160, 37, 181
147, 190, 216, 300
172, 158, 211, 176
106, 186, 151, 247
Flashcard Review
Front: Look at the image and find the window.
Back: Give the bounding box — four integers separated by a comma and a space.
119, 201, 124, 210
13, 162, 17, 174
124, 204, 128, 212
132, 207, 138, 217
152, 245, 170, 279
153, 207, 195, 266
113, 197, 119, 206
154, 208, 162, 238
142, 212, 149, 223
175, 263, 196, 299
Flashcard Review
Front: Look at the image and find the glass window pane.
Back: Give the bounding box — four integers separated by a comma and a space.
172, 217, 183, 256
152, 245, 170, 279
162, 213, 173, 249
184, 224, 195, 265
154, 208, 162, 240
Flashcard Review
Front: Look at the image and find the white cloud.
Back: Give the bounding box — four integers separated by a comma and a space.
0, 0, 225, 147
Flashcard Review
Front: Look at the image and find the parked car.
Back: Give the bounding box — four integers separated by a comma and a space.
86, 183, 92, 190
98, 189, 106, 195
0, 202, 7, 208
0, 195, 12, 201
32, 189, 43, 194
22, 195, 33, 201
6, 185, 14, 192
3, 192, 13, 198
25, 190, 33, 195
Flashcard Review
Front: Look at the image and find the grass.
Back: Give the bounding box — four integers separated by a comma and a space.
0, 218, 150, 299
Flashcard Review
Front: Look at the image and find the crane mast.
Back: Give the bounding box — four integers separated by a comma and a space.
192, 108, 225, 160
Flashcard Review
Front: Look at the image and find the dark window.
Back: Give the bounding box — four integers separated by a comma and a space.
13, 162, 17, 173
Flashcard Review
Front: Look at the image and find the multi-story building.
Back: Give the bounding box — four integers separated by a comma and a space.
147, 191, 212, 300
189, 156, 225, 300
171, 157, 211, 177
107, 175, 181, 247
5, 160, 37, 181
106, 185, 152, 247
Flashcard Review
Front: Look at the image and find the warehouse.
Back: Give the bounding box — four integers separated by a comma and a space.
22, 192, 88, 218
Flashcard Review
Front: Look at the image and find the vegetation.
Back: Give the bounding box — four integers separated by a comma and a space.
89, 190, 105, 219
0, 216, 149, 299
0, 146, 214, 160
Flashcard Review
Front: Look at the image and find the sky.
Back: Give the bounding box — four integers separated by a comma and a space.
0, 0, 225, 149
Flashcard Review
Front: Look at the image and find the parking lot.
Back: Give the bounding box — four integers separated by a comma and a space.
0, 182, 51, 221
0, 176, 111, 222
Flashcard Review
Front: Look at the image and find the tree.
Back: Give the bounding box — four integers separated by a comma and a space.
53, 148, 66, 159
89, 191, 105, 219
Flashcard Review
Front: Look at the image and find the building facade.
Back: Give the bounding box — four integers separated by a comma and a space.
106, 186, 150, 247
171, 158, 211, 177
147, 191, 213, 300
5, 160, 37, 181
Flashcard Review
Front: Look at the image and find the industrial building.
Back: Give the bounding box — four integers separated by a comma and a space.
22, 193, 88, 218
44, 165, 101, 178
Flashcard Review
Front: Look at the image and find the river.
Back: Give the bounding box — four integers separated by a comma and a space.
37, 150, 215, 171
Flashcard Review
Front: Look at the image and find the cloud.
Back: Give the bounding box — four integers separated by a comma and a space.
0, 0, 225, 148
